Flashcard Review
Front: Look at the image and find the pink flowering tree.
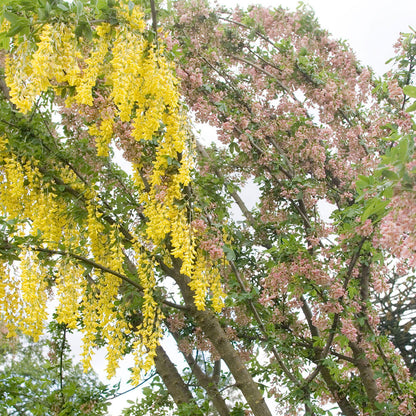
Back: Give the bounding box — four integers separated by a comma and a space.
1, 1, 416, 415
158, 3, 416, 415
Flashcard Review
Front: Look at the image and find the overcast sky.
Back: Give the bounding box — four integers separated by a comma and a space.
91, 1, 416, 414
224, 0, 416, 75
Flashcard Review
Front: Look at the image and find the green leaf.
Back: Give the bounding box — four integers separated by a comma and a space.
229, 141, 239, 154
56, 3, 69, 12
406, 101, 416, 112
361, 198, 389, 222
75, 0, 83, 18
0, 33, 10, 49
403, 85, 416, 98
222, 244, 236, 261
75, 20, 93, 41
3, 11, 21, 25
380, 169, 399, 180
6, 22, 28, 37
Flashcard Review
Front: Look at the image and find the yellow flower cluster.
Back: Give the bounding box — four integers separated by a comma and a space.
18, 251, 49, 342
80, 200, 130, 377
0, 134, 129, 377
0, 263, 6, 310
0, 262, 20, 339
131, 251, 164, 384
5, 21, 108, 113
0, 140, 66, 250
117, 2, 146, 32
55, 259, 84, 330
53, 25, 82, 86
80, 267, 129, 379
0, 250, 48, 342
2, 0, 226, 384
89, 117, 114, 157
188, 251, 226, 312
109, 27, 146, 121
74, 24, 110, 106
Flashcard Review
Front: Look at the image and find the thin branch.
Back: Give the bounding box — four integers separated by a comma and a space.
196, 141, 257, 229
231, 54, 293, 97
59, 325, 67, 408
32, 246, 187, 310
34, 246, 141, 286
229, 261, 299, 386
110, 371, 157, 399
150, 0, 158, 35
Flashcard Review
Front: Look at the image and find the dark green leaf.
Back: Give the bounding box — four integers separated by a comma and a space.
222, 244, 236, 261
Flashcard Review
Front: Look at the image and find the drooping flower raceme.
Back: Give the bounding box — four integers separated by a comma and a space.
0, 1, 224, 383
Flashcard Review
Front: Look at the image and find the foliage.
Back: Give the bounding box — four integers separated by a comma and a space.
0, 322, 114, 415
1, 1, 416, 416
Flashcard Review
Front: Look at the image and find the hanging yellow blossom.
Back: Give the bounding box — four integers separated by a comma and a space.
0, 0, 226, 387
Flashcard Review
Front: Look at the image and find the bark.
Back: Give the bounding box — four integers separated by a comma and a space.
349, 342, 380, 405
348, 261, 385, 416
172, 332, 230, 416
163, 261, 272, 416
319, 366, 359, 416
154, 345, 195, 407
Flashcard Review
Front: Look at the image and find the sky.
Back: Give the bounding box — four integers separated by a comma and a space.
223, 0, 416, 76
76, 0, 416, 414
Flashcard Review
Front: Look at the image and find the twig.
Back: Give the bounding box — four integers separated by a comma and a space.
59, 325, 67, 408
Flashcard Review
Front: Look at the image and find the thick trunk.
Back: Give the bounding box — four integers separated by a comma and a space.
166, 262, 272, 416
191, 303, 271, 416
319, 366, 359, 416
349, 342, 377, 403
154, 345, 195, 407
350, 262, 385, 416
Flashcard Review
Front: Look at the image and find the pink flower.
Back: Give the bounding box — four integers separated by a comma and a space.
191, 219, 207, 233
341, 318, 358, 342
387, 79, 403, 101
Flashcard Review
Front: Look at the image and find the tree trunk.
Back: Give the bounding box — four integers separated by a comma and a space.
154, 345, 195, 407
165, 261, 272, 416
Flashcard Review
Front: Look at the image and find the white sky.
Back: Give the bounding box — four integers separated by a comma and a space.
223, 0, 416, 75
89, 1, 416, 414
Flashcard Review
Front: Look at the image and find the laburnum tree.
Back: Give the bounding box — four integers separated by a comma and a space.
1, 0, 416, 415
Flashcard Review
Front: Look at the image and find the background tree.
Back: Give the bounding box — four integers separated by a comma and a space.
0, 1, 416, 415
0, 321, 114, 415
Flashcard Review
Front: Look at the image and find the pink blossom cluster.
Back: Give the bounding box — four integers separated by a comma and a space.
199, 235, 223, 261
356, 219, 374, 237
340, 318, 358, 342
166, 313, 185, 333
177, 338, 193, 356
191, 219, 207, 234
377, 192, 416, 268
387, 77, 404, 102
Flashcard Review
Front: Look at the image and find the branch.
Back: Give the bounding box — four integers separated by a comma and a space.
32, 246, 187, 311
110, 371, 156, 399
0, 77, 16, 110
150, 0, 158, 36
154, 345, 196, 407
230, 54, 293, 97
171, 332, 230, 416
196, 141, 257, 229
229, 261, 299, 386
59, 325, 66, 408
160, 259, 274, 416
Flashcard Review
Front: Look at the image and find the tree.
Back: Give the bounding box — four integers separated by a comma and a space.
0, 321, 114, 415
0, 0, 416, 415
